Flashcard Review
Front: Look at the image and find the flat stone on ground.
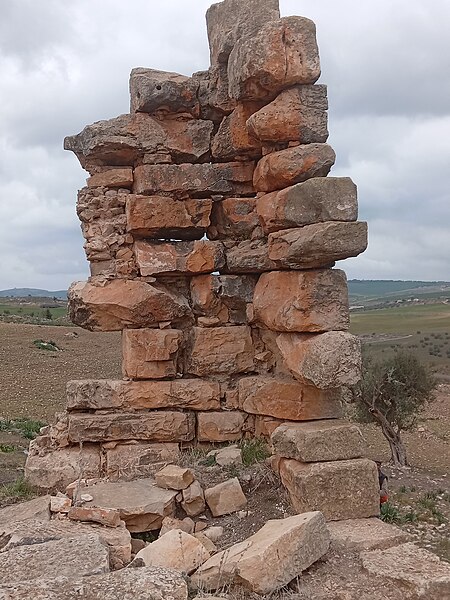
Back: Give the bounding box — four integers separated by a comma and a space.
204, 478, 247, 517
0, 496, 50, 528
327, 518, 410, 551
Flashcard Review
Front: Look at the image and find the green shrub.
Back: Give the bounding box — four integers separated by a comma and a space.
239, 438, 271, 466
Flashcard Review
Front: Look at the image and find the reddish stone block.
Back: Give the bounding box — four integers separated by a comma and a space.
87, 168, 133, 188
197, 411, 246, 442
212, 102, 263, 160
208, 197, 259, 240
122, 329, 182, 379
134, 240, 225, 276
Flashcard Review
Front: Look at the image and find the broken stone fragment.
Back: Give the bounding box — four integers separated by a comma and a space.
228, 17, 321, 100
155, 465, 195, 491
247, 85, 328, 143
0, 496, 51, 528
105, 442, 180, 481
212, 101, 263, 160
68, 506, 121, 528
122, 328, 182, 379
210, 445, 243, 467
224, 239, 277, 273
197, 411, 246, 442
271, 420, 364, 462
256, 176, 358, 234
268, 221, 368, 269
181, 480, 206, 517
208, 197, 259, 240
253, 270, 349, 332
159, 516, 194, 537
202, 526, 224, 543
195, 65, 237, 120
327, 517, 410, 551
192, 512, 330, 595
253, 143, 336, 192
50, 495, 72, 514
204, 478, 247, 517
193, 531, 217, 555
276, 331, 362, 388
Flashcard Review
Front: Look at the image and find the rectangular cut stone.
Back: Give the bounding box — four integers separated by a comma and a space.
126, 195, 212, 240
87, 168, 133, 188
279, 458, 380, 521
66, 379, 221, 411
328, 518, 411, 552
106, 443, 180, 481
253, 270, 349, 332
134, 239, 225, 276
67, 412, 195, 443
212, 101, 263, 160
186, 326, 254, 376
208, 197, 259, 240
224, 240, 277, 273
197, 411, 246, 442
268, 221, 368, 269
133, 162, 254, 197
122, 329, 182, 379
239, 376, 342, 421
271, 420, 364, 462
256, 177, 358, 234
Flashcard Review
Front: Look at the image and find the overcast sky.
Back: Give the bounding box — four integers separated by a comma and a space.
1, 0, 449, 290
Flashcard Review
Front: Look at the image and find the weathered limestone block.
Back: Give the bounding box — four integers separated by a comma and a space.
68, 506, 121, 528
224, 239, 277, 273
0, 496, 51, 527
64, 113, 213, 171
155, 465, 195, 490
256, 177, 358, 234
228, 17, 321, 100
208, 197, 259, 240
212, 102, 263, 160
133, 162, 254, 197
195, 66, 237, 120
122, 328, 182, 379
271, 420, 364, 462
87, 167, 133, 188
268, 221, 368, 268
134, 529, 209, 574
25, 444, 102, 491
68, 279, 190, 331
239, 376, 342, 421
130, 68, 200, 116
80, 479, 178, 532
67, 379, 220, 411
134, 240, 225, 276
253, 144, 335, 192
192, 513, 329, 595
67, 412, 195, 443
204, 478, 247, 517
186, 326, 254, 375
197, 411, 246, 442
206, 0, 280, 65
126, 195, 212, 239
276, 331, 362, 388
327, 518, 410, 551
247, 85, 328, 143
181, 480, 206, 517
105, 442, 180, 481
279, 458, 380, 520
253, 270, 349, 332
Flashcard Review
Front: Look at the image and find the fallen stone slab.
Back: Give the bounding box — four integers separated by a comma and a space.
80, 479, 178, 532
0, 495, 50, 528
0, 534, 109, 585
361, 542, 450, 598
155, 465, 195, 491
192, 512, 330, 595
134, 529, 209, 574
0, 566, 188, 600
327, 518, 410, 551
68, 506, 121, 528
204, 478, 247, 517
181, 480, 206, 517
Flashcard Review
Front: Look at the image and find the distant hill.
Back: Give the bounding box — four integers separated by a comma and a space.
0, 288, 67, 299
348, 280, 450, 306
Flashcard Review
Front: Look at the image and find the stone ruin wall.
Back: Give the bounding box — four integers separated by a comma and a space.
26, 0, 379, 519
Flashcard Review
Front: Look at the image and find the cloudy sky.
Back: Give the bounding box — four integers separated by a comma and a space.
1, 0, 449, 290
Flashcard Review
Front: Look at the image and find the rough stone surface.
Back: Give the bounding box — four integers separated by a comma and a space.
224, 239, 277, 273
204, 478, 247, 517
193, 512, 330, 595
181, 480, 206, 517
279, 458, 380, 520
228, 17, 321, 100
208, 197, 259, 240
212, 446, 243, 467
197, 411, 246, 442
268, 221, 368, 268
253, 143, 335, 192
68, 506, 122, 528
122, 328, 182, 379
50, 496, 72, 513
134, 529, 209, 574
87, 167, 133, 188
134, 240, 225, 276
105, 442, 180, 481
68, 279, 190, 331
327, 518, 411, 551
0, 496, 51, 528
159, 516, 194, 537
239, 376, 342, 421
212, 102, 263, 160
155, 465, 195, 490
271, 420, 364, 462
276, 331, 362, 388
256, 176, 358, 234
253, 270, 349, 332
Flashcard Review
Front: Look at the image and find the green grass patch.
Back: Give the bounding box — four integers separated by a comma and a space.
0, 444, 16, 453
0, 477, 36, 503
350, 304, 450, 335
380, 501, 403, 524
32, 339, 60, 351
0, 418, 45, 440
239, 438, 271, 467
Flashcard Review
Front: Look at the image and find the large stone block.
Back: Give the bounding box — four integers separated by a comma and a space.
133, 162, 254, 197
256, 177, 358, 234
126, 195, 212, 240
0, 496, 51, 528
134, 240, 225, 276
271, 420, 364, 462
208, 197, 259, 240
276, 331, 362, 388
87, 167, 133, 188
247, 85, 328, 143
197, 411, 246, 442
279, 458, 380, 520
253, 270, 349, 332
105, 442, 180, 481
224, 240, 277, 273
130, 68, 200, 116
68, 279, 190, 331
66, 379, 221, 411
239, 376, 342, 421
212, 101, 263, 160
327, 518, 410, 551
253, 144, 335, 192
268, 221, 368, 268
204, 478, 247, 517
206, 0, 280, 65
67, 412, 195, 443
122, 328, 182, 379
228, 17, 320, 100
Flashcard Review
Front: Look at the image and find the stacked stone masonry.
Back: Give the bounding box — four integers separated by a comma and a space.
26, 0, 376, 519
